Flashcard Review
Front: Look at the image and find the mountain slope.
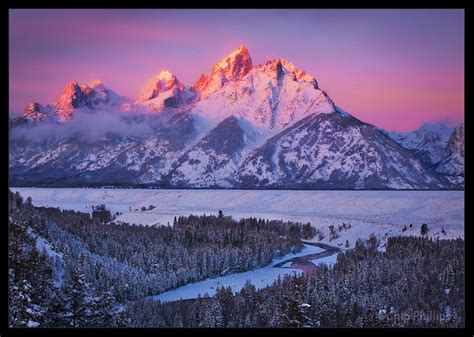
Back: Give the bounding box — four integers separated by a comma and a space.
236, 112, 450, 189
165, 116, 248, 187
9, 111, 197, 187
436, 123, 464, 177
385, 123, 453, 165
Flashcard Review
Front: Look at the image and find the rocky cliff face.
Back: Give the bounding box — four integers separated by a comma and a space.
436, 123, 464, 178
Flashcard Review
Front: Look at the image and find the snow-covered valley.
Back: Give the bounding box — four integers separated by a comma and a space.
12, 188, 464, 248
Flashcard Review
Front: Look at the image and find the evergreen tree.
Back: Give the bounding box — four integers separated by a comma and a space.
281, 277, 313, 327
92, 289, 122, 327
64, 252, 96, 327
8, 219, 55, 327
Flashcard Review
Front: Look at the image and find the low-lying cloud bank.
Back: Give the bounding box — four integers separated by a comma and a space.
10, 109, 157, 142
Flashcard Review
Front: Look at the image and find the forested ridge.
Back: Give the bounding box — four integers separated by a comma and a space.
8, 189, 313, 327
127, 236, 464, 327
8, 190, 464, 328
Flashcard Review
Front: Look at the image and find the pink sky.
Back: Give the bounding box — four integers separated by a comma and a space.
9, 9, 464, 131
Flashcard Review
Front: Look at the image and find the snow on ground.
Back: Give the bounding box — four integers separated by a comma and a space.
152, 244, 324, 303
27, 227, 62, 260
27, 227, 64, 287
310, 253, 339, 266
12, 188, 464, 248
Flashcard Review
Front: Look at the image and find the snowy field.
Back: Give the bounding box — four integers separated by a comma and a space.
12, 188, 464, 249
152, 244, 337, 303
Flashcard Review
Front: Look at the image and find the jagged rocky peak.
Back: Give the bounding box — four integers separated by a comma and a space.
80, 80, 110, 104
195, 45, 254, 97
136, 70, 185, 103
52, 80, 92, 121
214, 45, 253, 81
193, 73, 208, 91
11, 101, 48, 126
259, 58, 319, 89
46, 79, 128, 122
436, 122, 464, 177
21, 102, 45, 117
58, 80, 82, 101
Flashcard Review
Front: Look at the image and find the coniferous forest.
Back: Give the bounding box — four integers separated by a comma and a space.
8, 190, 464, 328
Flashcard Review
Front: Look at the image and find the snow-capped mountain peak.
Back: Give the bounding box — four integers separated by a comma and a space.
21, 102, 46, 119
10, 102, 49, 127
52, 80, 93, 122
193, 51, 336, 130
134, 70, 196, 113
136, 70, 184, 103
87, 80, 107, 95
259, 58, 319, 89
385, 122, 453, 165
195, 45, 253, 98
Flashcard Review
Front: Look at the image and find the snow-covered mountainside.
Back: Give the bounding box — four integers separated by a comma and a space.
166, 116, 247, 187
236, 112, 449, 189
9, 46, 463, 189
436, 123, 464, 179
10, 111, 197, 186
385, 123, 453, 165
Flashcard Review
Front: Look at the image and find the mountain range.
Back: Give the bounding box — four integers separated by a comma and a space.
9, 46, 464, 189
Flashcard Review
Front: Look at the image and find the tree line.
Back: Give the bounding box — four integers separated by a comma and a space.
8, 189, 314, 327
126, 235, 464, 328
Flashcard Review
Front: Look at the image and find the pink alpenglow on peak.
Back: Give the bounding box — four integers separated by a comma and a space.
12, 79, 129, 125
135, 70, 196, 113
261, 58, 319, 89
193, 51, 335, 130
21, 102, 46, 118
51, 79, 129, 122
195, 45, 253, 98
9, 101, 49, 127
136, 70, 185, 103
193, 73, 208, 91
53, 80, 90, 122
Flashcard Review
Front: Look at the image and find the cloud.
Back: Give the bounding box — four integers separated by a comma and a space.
10, 109, 156, 143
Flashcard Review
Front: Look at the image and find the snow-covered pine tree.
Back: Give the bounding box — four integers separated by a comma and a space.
281, 276, 314, 327
8, 219, 56, 327
215, 286, 234, 327
64, 252, 96, 327
91, 288, 122, 327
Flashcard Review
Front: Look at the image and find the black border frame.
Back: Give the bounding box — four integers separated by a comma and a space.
2, 5, 471, 337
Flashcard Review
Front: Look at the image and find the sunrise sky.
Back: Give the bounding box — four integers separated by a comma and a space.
9, 9, 464, 131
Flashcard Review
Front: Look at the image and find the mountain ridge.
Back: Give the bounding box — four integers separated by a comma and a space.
9, 46, 464, 189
